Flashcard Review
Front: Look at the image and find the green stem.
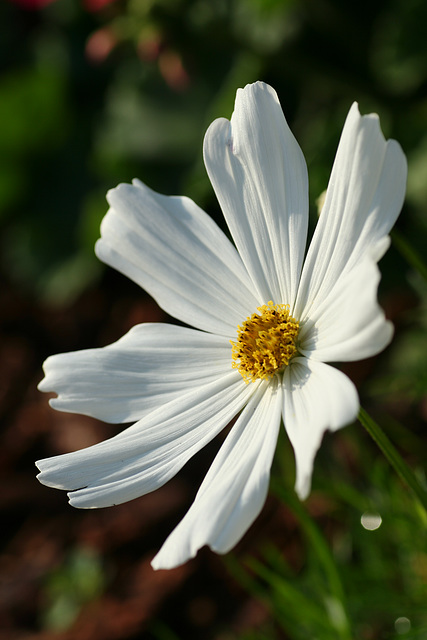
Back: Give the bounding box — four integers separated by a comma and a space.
271, 481, 352, 640
392, 229, 427, 283
358, 407, 427, 513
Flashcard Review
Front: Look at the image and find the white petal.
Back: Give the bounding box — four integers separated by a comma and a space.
295, 102, 407, 322
38, 324, 232, 423
152, 377, 282, 570
282, 358, 359, 500
203, 81, 308, 306
298, 258, 393, 362
36, 372, 254, 508
96, 181, 258, 336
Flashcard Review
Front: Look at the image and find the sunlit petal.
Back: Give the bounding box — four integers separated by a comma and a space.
38, 323, 232, 423
152, 377, 282, 569
298, 258, 393, 362
36, 372, 255, 508
97, 181, 258, 336
204, 82, 308, 306
282, 358, 359, 499
295, 102, 406, 324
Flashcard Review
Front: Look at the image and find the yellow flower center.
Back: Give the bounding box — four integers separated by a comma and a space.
231, 301, 299, 383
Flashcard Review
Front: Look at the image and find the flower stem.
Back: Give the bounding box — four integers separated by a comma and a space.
392, 229, 427, 283
271, 481, 352, 640
358, 407, 427, 513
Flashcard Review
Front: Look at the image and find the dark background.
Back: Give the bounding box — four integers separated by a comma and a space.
1, 0, 426, 638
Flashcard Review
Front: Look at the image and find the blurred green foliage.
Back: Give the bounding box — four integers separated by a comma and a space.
41, 547, 106, 630
2, 0, 427, 306
224, 447, 427, 640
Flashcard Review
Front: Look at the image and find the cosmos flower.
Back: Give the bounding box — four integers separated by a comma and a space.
36, 82, 407, 570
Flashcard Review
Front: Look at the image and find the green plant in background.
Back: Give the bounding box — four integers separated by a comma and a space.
2, 0, 427, 307
224, 452, 427, 639
41, 547, 106, 631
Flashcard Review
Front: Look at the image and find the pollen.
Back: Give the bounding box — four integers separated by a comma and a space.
231, 301, 299, 383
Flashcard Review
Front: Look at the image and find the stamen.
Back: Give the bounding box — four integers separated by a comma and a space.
231, 301, 299, 383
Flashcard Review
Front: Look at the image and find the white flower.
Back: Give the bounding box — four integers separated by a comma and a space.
36, 82, 407, 570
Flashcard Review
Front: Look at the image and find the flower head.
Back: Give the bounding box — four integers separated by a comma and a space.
36, 82, 407, 570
